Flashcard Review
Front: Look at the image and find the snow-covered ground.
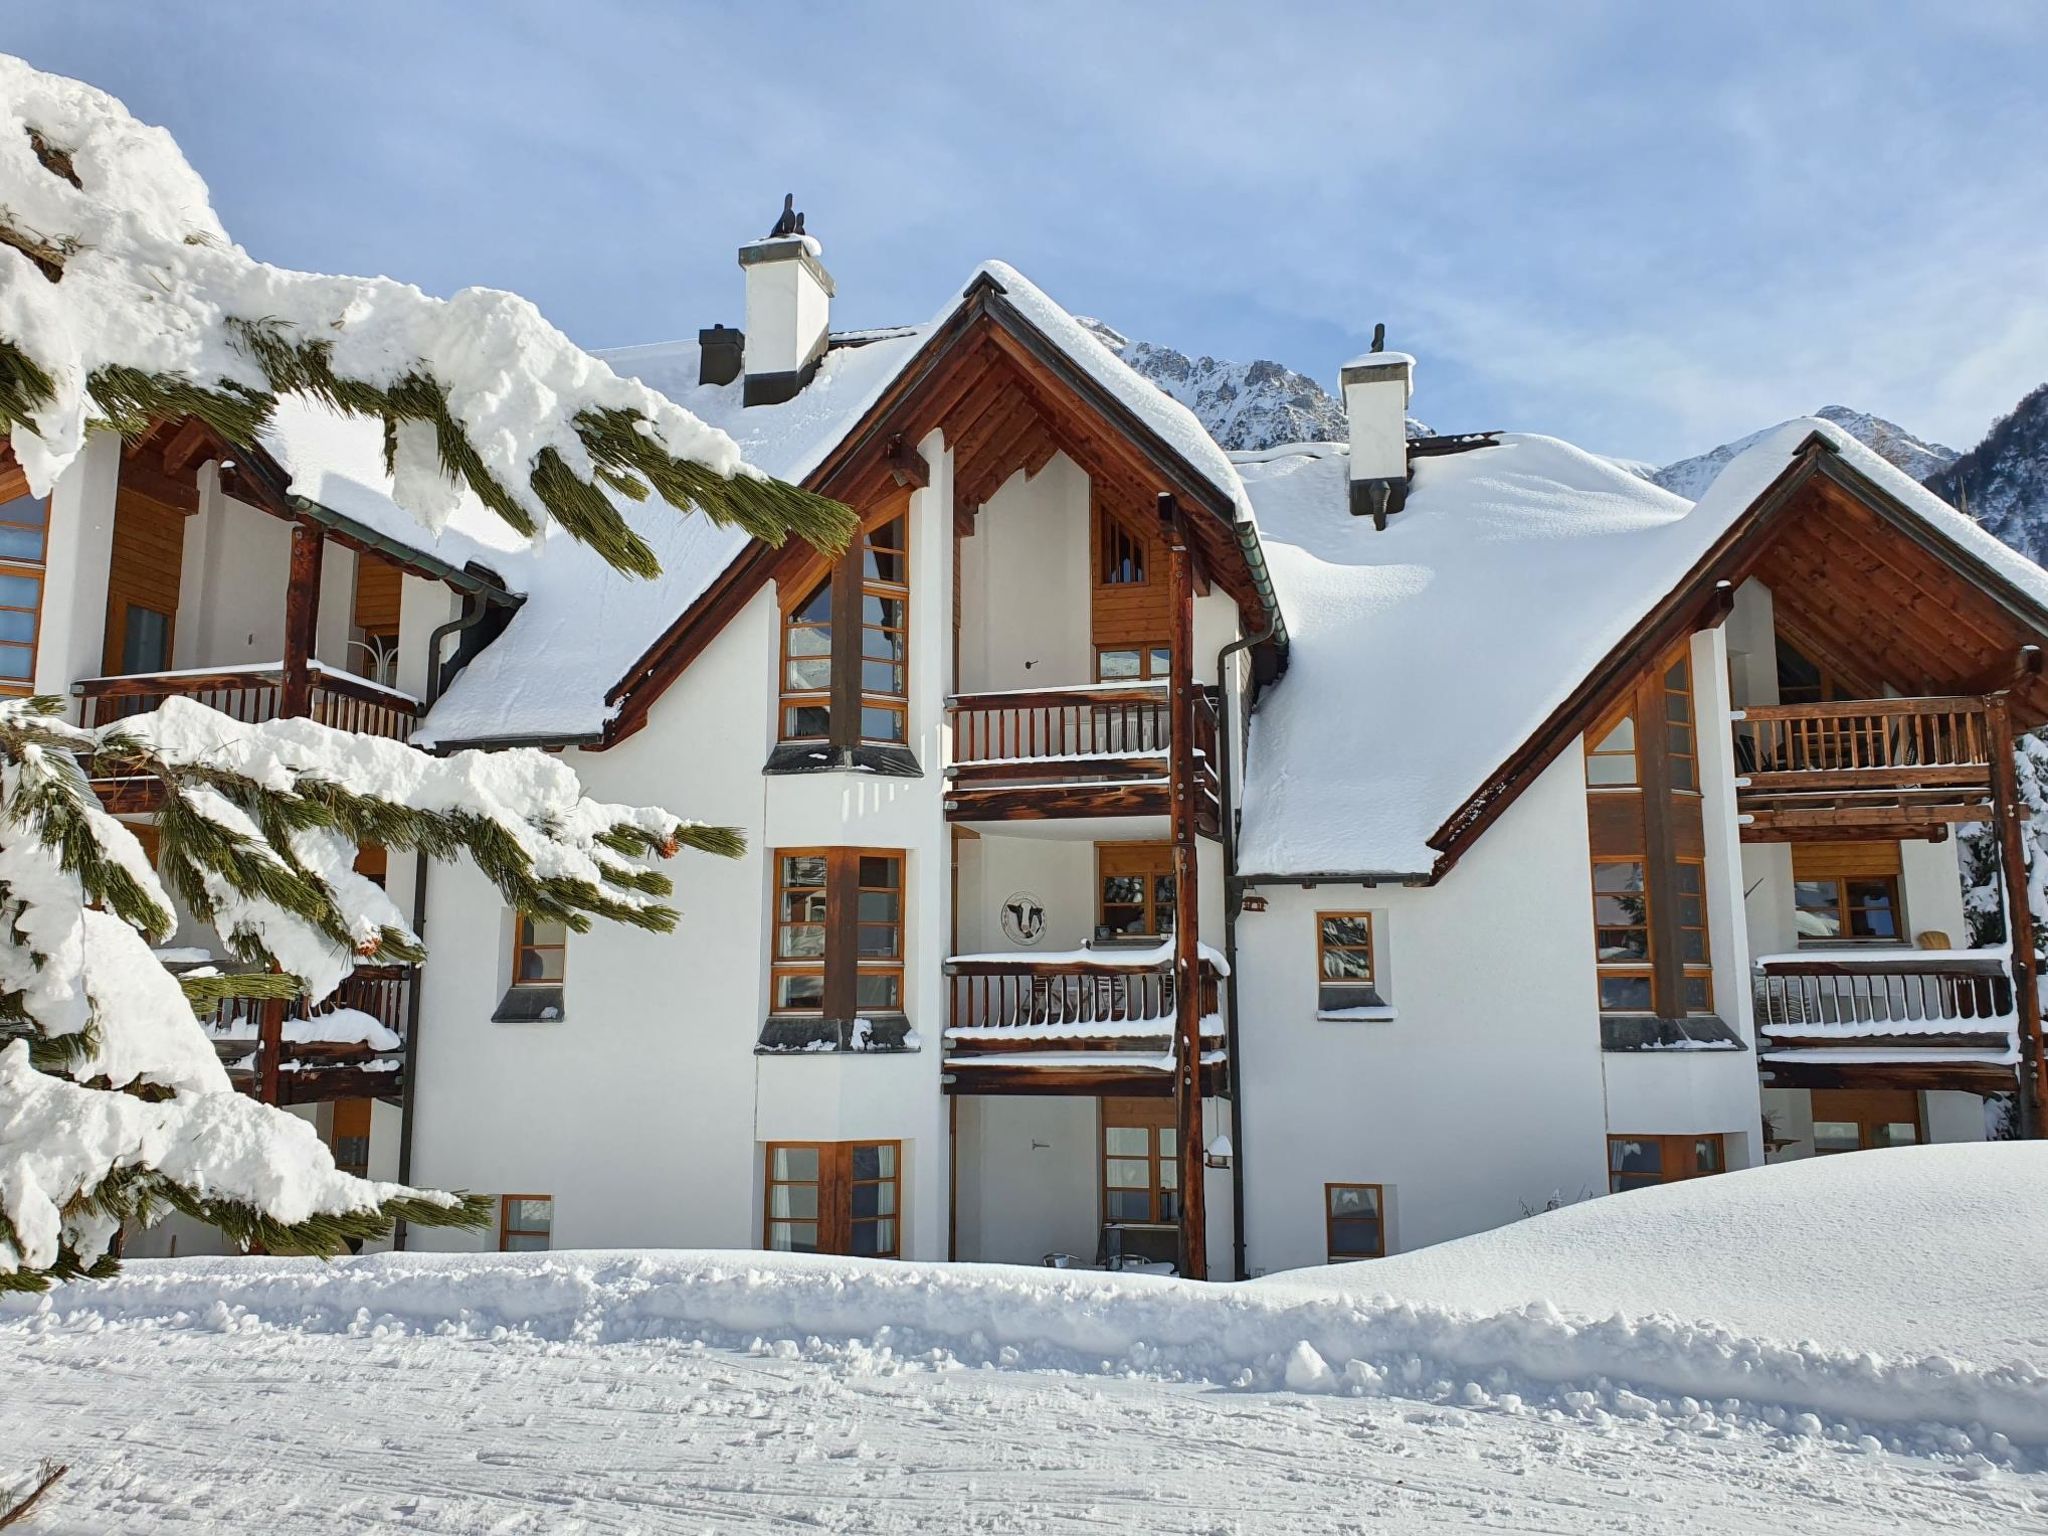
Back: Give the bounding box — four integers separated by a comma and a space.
5, 1145, 2047, 1532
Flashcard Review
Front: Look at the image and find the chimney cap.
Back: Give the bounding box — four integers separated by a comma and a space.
1340, 350, 1416, 375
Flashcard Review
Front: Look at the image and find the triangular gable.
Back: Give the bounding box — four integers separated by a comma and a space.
1426, 427, 2048, 879
602, 264, 1288, 743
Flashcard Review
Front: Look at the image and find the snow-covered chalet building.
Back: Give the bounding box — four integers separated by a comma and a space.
14, 214, 2048, 1277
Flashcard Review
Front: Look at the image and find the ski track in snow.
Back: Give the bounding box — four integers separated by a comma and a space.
6, 1312, 2047, 1533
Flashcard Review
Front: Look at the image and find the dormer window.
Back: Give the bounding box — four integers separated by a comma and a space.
778, 509, 910, 749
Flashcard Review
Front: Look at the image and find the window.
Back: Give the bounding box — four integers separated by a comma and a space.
499, 1194, 553, 1251
1775, 636, 1839, 706
0, 485, 48, 694
1100, 1098, 1179, 1226
771, 848, 905, 1018
1676, 859, 1712, 1012
329, 1099, 371, 1180
1099, 515, 1147, 585
1316, 912, 1384, 1013
1585, 710, 1638, 786
778, 509, 910, 747
494, 912, 567, 1022
1094, 644, 1172, 681
764, 1142, 900, 1257
1794, 874, 1902, 943
1325, 1183, 1386, 1260
1810, 1088, 1921, 1155
1591, 858, 1652, 1011
1098, 843, 1175, 938
512, 914, 566, 986
1607, 1135, 1724, 1193
1663, 654, 1697, 792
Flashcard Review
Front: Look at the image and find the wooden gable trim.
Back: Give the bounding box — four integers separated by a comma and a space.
603, 273, 1284, 745
1423, 433, 2048, 882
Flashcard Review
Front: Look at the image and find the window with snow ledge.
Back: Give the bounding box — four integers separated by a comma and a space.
755, 1013, 919, 1054
493, 911, 566, 1023
1316, 911, 1392, 1021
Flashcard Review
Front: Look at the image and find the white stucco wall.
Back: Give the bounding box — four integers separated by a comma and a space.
1234, 749, 1613, 1272
38, 433, 118, 695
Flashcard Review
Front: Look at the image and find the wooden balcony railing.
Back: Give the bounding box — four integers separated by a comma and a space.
945, 683, 1220, 829
950, 683, 1172, 777
77, 662, 421, 742
204, 963, 414, 1106
1753, 950, 2014, 1034
1731, 697, 1996, 838
945, 947, 1223, 1041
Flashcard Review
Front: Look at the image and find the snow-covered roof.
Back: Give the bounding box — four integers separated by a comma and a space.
254, 259, 1260, 746
1234, 416, 2048, 879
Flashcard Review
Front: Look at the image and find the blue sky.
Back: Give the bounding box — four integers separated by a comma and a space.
13, 2, 2048, 462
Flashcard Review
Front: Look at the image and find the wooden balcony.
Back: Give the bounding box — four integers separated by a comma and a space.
1731, 697, 1998, 840
202, 963, 414, 1106
76, 664, 422, 810
77, 662, 421, 738
942, 943, 1226, 1096
1754, 948, 2022, 1095
944, 683, 1220, 831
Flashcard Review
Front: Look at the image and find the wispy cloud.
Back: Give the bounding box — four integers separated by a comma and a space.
10, 0, 2045, 462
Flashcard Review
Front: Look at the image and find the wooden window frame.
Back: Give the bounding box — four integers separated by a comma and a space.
509, 912, 567, 989
1590, 856, 1654, 1013
1675, 857, 1713, 1011
1585, 638, 1716, 1018
1662, 651, 1699, 793
770, 847, 907, 1020
1584, 705, 1639, 787
1099, 1097, 1180, 1228
777, 503, 911, 748
1097, 842, 1176, 938
329, 1099, 372, 1180
498, 1193, 553, 1251
763, 1141, 901, 1257
1098, 511, 1149, 587
0, 473, 48, 697
1093, 642, 1173, 682
1324, 1182, 1386, 1261
1607, 1133, 1724, 1193
1315, 911, 1380, 1011
1809, 1088, 1922, 1154
1793, 871, 1906, 946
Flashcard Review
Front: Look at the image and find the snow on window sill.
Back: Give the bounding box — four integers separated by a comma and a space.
492, 986, 566, 1024
1317, 1005, 1397, 1024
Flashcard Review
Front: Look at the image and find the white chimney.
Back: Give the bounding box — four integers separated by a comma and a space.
738, 195, 834, 406
1340, 332, 1414, 527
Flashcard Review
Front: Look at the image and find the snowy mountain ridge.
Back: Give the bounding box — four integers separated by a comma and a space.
1076, 317, 1430, 451
1926, 384, 2048, 565
1650, 405, 1958, 501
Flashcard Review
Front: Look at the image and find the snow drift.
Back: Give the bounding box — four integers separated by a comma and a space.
8, 1144, 2047, 1453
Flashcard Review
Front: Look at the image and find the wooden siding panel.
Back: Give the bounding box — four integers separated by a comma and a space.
353, 551, 403, 634
102, 487, 186, 672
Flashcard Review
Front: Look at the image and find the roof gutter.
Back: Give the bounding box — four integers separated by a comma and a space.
1236, 871, 1434, 887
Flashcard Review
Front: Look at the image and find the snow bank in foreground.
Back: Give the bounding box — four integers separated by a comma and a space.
9, 1146, 2047, 1454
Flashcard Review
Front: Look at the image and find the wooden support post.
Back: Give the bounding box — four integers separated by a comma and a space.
1986, 694, 2045, 1135
1161, 493, 1207, 1279
257, 986, 285, 1108
280, 519, 325, 719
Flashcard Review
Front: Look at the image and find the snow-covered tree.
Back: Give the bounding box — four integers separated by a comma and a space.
0, 52, 850, 573
0, 55, 848, 1288
0, 696, 735, 1289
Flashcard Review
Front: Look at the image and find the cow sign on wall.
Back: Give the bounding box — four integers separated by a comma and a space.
1001, 892, 1047, 946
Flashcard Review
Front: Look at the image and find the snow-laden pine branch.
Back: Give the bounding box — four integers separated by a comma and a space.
0, 52, 854, 577
0, 695, 732, 1290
